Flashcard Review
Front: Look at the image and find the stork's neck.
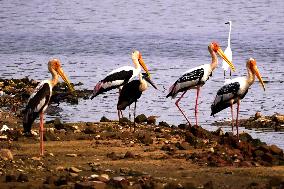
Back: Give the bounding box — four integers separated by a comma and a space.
50, 68, 59, 88
246, 64, 255, 86
209, 47, 218, 71
139, 75, 148, 92
132, 57, 141, 70
227, 23, 231, 48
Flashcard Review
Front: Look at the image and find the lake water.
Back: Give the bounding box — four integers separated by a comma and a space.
0, 0, 283, 148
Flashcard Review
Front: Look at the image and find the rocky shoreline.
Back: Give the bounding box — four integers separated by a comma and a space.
0, 109, 284, 188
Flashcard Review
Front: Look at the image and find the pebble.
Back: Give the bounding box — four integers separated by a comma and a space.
66, 153, 78, 157
55, 166, 65, 171
70, 172, 78, 177
31, 156, 41, 161
69, 166, 82, 173
0, 149, 13, 160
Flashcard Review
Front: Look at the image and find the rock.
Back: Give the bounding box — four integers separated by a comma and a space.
158, 121, 170, 127
83, 127, 96, 134
213, 127, 224, 136
100, 116, 111, 122
97, 174, 109, 182
135, 114, 147, 123
0, 149, 13, 160
259, 144, 270, 153
109, 176, 129, 188
253, 150, 264, 157
175, 141, 191, 150
239, 132, 253, 142
55, 175, 70, 186
44, 176, 57, 184
69, 166, 82, 173
31, 156, 41, 161
164, 181, 183, 189
262, 153, 274, 163
271, 114, 284, 124
161, 144, 177, 152
119, 117, 131, 124
75, 181, 106, 189
70, 172, 78, 177
6, 174, 17, 182
269, 145, 283, 155
185, 132, 199, 146
66, 153, 78, 157
56, 166, 65, 171
107, 152, 120, 160
136, 132, 153, 145
254, 111, 262, 119
124, 151, 135, 159
147, 116, 157, 125
17, 173, 29, 182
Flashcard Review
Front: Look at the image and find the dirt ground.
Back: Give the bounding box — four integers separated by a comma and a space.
0, 110, 284, 189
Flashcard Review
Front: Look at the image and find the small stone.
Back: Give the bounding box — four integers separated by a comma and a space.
262, 153, 274, 162
158, 121, 170, 127
44, 176, 57, 184
66, 153, 78, 157
56, 166, 65, 171
124, 151, 135, 159
70, 172, 78, 177
31, 156, 41, 161
107, 152, 120, 160
97, 174, 109, 182
75, 181, 106, 189
147, 116, 157, 125
255, 111, 262, 119
17, 173, 29, 182
135, 114, 147, 123
69, 166, 82, 173
84, 127, 96, 134
270, 145, 283, 155
100, 116, 111, 122
49, 153, 54, 157
0, 149, 13, 160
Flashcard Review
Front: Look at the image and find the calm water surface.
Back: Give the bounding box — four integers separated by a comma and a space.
0, 0, 283, 148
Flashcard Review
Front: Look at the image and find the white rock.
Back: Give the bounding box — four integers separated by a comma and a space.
0, 125, 10, 132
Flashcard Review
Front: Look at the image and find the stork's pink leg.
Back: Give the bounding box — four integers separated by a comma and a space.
230, 103, 234, 134
236, 99, 240, 140
39, 112, 44, 156
195, 86, 200, 126
175, 90, 191, 126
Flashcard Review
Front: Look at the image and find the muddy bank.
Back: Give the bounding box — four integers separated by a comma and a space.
0, 110, 284, 189
213, 112, 284, 132
0, 77, 92, 114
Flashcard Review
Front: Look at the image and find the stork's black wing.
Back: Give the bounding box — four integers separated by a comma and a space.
211, 82, 241, 116
23, 82, 51, 133
117, 80, 142, 110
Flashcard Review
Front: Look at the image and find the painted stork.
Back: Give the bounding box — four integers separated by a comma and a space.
222, 21, 233, 78
117, 73, 157, 130
91, 50, 150, 99
211, 58, 265, 139
166, 42, 236, 126
23, 59, 74, 156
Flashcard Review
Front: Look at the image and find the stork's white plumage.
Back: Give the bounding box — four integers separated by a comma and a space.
222, 21, 233, 77
211, 58, 265, 139
23, 59, 74, 156
91, 51, 150, 99
166, 42, 236, 126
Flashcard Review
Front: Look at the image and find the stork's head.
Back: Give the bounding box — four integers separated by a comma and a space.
209, 42, 236, 72
48, 59, 74, 92
247, 58, 265, 91
132, 50, 150, 76
225, 21, 232, 25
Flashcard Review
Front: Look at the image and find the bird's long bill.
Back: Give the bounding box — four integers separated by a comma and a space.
57, 68, 75, 92
138, 57, 150, 75
217, 48, 236, 72
253, 66, 265, 91
144, 76, 158, 89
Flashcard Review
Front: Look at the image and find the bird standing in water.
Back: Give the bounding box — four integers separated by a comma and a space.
222, 21, 233, 78
117, 73, 157, 131
166, 42, 235, 126
23, 59, 74, 156
91, 50, 151, 118
211, 58, 265, 139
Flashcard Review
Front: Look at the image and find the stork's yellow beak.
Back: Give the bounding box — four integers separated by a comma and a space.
253, 66, 265, 91
57, 68, 75, 92
217, 48, 236, 72
138, 56, 150, 76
